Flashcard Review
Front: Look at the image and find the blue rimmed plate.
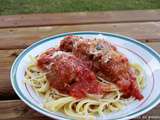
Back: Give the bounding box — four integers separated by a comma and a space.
11, 31, 160, 120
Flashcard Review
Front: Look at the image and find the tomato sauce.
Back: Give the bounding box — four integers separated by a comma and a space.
38, 51, 102, 99
59, 35, 144, 100
37, 35, 143, 100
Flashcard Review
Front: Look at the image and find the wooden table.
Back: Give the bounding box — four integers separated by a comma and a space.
0, 10, 160, 120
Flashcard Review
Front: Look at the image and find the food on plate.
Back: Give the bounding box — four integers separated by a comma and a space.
60, 36, 143, 100
24, 35, 144, 120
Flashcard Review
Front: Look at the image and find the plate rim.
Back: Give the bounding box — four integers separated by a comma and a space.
10, 31, 160, 120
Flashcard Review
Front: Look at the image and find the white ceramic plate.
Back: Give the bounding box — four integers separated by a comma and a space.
11, 31, 160, 120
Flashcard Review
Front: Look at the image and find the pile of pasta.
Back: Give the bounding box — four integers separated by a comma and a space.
24, 56, 144, 120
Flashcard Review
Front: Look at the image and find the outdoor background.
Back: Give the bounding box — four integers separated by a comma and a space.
0, 0, 160, 15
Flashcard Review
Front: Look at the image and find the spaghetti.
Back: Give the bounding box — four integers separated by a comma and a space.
24, 36, 145, 120
24, 56, 144, 120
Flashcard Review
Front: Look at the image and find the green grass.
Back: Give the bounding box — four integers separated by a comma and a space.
0, 0, 160, 15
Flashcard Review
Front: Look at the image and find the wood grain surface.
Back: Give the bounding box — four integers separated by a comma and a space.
0, 10, 160, 28
0, 22, 160, 49
0, 100, 51, 120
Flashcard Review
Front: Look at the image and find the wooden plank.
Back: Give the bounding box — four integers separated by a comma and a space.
0, 42, 160, 99
0, 49, 22, 99
0, 100, 52, 120
0, 10, 160, 28
0, 22, 160, 49
0, 100, 159, 120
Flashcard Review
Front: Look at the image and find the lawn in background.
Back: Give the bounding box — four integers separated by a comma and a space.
0, 0, 160, 15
